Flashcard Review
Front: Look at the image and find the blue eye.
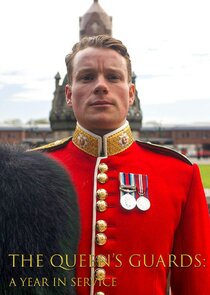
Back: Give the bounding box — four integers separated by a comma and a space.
82, 75, 94, 81
107, 74, 120, 81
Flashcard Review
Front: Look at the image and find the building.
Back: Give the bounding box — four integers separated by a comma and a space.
140, 123, 210, 157
0, 124, 53, 146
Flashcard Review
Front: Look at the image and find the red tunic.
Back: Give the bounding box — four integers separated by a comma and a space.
42, 123, 210, 295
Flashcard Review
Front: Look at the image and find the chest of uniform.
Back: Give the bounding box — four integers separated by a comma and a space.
69, 153, 188, 244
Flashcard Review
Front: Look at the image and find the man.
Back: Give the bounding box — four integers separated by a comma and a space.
0, 144, 79, 294
34, 35, 210, 295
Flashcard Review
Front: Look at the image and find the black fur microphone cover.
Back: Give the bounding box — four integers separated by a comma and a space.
0, 145, 80, 294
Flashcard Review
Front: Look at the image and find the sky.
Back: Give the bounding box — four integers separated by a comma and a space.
0, 0, 210, 125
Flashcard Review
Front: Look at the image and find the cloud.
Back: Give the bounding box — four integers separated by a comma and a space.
192, 53, 210, 58
0, 98, 51, 123
142, 98, 210, 124
1, 70, 24, 76
138, 74, 170, 80
1, 0, 210, 123
0, 70, 54, 102
0, 84, 27, 101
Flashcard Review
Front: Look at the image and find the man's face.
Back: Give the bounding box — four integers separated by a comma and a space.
65, 47, 135, 135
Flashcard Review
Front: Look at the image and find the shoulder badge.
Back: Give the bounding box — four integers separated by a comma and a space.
137, 140, 192, 165
28, 137, 72, 152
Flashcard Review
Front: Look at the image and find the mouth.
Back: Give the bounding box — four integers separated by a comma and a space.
90, 100, 113, 106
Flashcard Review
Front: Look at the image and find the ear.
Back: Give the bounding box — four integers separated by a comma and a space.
128, 83, 135, 105
65, 84, 72, 106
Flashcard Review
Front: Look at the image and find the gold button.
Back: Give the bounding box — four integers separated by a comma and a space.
96, 255, 108, 267
96, 200, 107, 212
96, 188, 108, 200
96, 233, 107, 246
98, 163, 108, 173
95, 268, 106, 280
97, 173, 108, 184
95, 293, 105, 295
96, 220, 107, 232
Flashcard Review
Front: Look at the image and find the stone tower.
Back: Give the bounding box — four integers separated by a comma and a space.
79, 0, 112, 38
49, 0, 142, 138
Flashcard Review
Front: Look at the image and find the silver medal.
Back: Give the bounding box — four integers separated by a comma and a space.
136, 196, 151, 211
120, 193, 136, 210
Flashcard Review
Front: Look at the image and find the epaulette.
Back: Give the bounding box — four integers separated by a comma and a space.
136, 140, 192, 165
28, 137, 72, 152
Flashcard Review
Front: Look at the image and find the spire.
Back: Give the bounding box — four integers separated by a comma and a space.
79, 0, 112, 39
54, 72, 61, 90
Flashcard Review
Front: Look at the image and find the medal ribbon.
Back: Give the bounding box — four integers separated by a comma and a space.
119, 172, 136, 197
134, 174, 149, 198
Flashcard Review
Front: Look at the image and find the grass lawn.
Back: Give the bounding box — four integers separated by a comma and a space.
199, 164, 210, 188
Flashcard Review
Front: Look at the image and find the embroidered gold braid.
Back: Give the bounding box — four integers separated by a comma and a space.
28, 137, 70, 152
72, 127, 99, 157
107, 126, 134, 156
72, 124, 134, 157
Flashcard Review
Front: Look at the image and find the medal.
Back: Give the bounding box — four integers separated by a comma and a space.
119, 172, 151, 211
135, 174, 150, 212
120, 193, 136, 210
119, 172, 136, 211
136, 196, 151, 211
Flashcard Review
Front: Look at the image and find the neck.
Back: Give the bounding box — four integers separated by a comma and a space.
79, 121, 127, 137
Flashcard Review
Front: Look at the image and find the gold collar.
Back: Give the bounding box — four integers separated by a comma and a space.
72, 122, 134, 157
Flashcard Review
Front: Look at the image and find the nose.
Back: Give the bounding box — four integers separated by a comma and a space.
93, 76, 108, 95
